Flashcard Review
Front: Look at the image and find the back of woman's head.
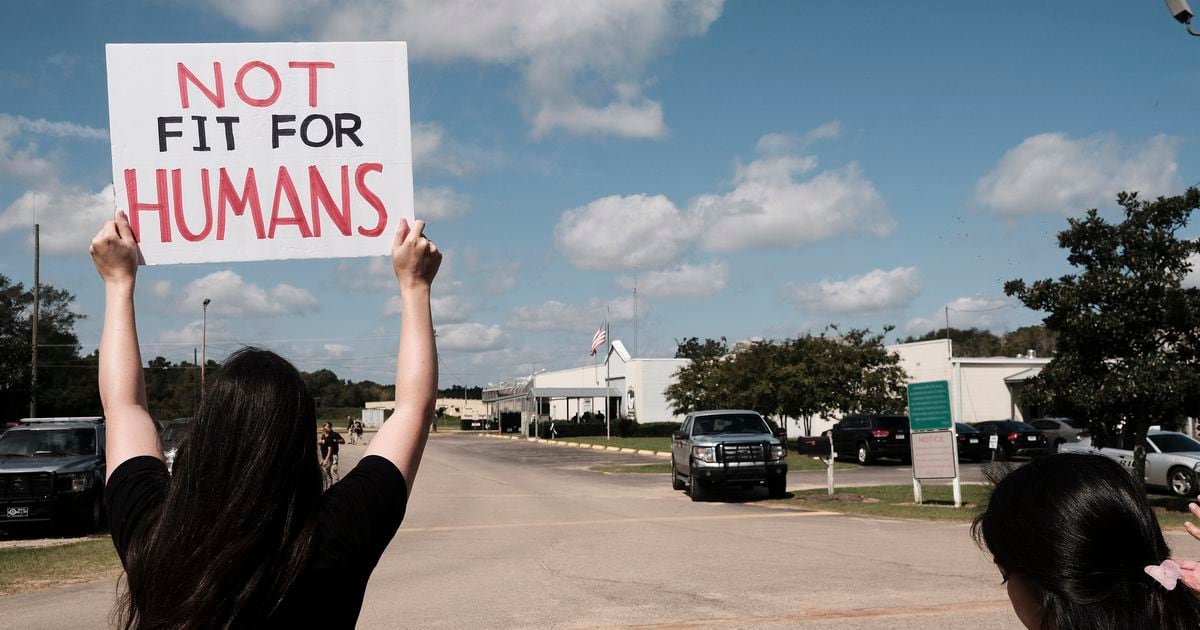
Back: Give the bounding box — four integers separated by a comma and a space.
119, 347, 322, 629
973, 453, 1200, 629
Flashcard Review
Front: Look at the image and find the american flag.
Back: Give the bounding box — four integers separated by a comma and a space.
590, 324, 607, 356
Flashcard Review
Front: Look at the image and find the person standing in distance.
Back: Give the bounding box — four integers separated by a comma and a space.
93, 212, 442, 629
320, 423, 346, 489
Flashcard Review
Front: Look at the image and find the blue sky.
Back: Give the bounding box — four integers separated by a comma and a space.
2, 1, 1198, 387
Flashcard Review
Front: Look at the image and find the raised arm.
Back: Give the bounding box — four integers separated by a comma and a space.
365, 218, 441, 489
92, 211, 162, 480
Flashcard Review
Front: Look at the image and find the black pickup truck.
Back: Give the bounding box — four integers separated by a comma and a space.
0, 417, 106, 533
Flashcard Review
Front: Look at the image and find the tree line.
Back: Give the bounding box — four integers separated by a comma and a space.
0, 273, 482, 423
665, 328, 908, 435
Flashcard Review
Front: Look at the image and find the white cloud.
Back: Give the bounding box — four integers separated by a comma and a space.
436, 322, 505, 351
8, 115, 107, 141
411, 122, 473, 176
198, 0, 723, 138
463, 247, 520, 295
158, 319, 233, 345
0, 113, 115, 254
0, 185, 115, 254
615, 261, 728, 298
323, 343, 353, 358
180, 271, 320, 318
905, 295, 1015, 336
335, 256, 395, 291
554, 194, 697, 271
693, 155, 892, 253
383, 291, 471, 324
553, 126, 892, 269
509, 296, 642, 332
1185, 253, 1200, 289
975, 133, 1180, 216
784, 266, 922, 314
146, 280, 172, 299
415, 187, 470, 221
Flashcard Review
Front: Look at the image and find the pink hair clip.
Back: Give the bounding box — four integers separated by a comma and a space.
1145, 559, 1183, 591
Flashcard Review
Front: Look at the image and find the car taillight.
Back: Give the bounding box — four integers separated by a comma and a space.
872, 429, 890, 438
1007, 432, 1019, 442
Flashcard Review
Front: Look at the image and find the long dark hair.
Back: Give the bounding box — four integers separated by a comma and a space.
973, 454, 1200, 629
117, 347, 323, 629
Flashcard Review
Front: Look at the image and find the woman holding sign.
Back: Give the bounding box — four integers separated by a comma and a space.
91, 210, 441, 628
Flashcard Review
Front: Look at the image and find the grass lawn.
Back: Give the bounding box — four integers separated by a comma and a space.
0, 538, 121, 596
777, 485, 1200, 530
778, 484, 988, 523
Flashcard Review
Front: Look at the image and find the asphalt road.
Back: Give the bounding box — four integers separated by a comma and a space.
1, 434, 1041, 628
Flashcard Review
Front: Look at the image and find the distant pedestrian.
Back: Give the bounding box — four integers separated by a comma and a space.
973, 454, 1200, 629
353, 417, 364, 444
93, 213, 441, 628
320, 423, 345, 489
550, 421, 557, 440
346, 416, 356, 444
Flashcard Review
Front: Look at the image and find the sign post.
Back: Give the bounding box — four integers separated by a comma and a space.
106, 42, 414, 265
906, 380, 961, 507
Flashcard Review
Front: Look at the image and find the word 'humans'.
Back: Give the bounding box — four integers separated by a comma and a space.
123, 164, 388, 243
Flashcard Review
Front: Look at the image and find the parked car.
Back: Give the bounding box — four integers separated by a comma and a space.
827, 414, 910, 465
970, 420, 1049, 460
670, 410, 788, 501
0, 417, 106, 533
954, 423, 990, 462
159, 417, 193, 474
1027, 417, 1088, 451
1062, 431, 1200, 497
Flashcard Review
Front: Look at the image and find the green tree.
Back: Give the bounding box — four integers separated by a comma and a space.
1005, 190, 1200, 482
0, 273, 99, 420
901, 327, 1003, 357
665, 337, 732, 415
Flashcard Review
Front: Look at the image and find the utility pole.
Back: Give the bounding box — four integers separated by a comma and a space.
30, 224, 39, 417
201, 298, 211, 393
193, 347, 199, 414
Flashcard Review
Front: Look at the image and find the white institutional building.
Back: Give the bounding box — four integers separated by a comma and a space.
482, 341, 688, 433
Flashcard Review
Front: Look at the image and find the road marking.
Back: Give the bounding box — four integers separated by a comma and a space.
611, 599, 1011, 628
398, 510, 837, 534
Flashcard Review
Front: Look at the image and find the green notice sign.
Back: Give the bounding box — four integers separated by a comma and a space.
907, 380, 952, 432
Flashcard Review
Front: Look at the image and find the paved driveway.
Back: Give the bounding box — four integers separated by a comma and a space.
2, 433, 1030, 628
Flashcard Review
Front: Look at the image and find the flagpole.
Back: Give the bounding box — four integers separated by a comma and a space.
605, 306, 611, 440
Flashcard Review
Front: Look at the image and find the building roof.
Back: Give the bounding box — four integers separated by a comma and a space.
531, 387, 619, 398
1003, 367, 1044, 383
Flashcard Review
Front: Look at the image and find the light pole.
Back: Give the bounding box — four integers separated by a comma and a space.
1165, 0, 1200, 35
201, 298, 211, 393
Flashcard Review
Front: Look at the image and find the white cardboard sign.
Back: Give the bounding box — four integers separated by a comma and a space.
105, 42, 413, 265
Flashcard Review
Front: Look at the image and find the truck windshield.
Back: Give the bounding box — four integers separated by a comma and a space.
693, 414, 770, 436
0, 429, 96, 456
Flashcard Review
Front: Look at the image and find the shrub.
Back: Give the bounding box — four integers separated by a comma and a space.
617, 419, 680, 438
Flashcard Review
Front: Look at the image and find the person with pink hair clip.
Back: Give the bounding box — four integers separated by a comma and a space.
973, 453, 1200, 629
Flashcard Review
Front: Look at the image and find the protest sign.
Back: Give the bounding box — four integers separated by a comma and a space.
105, 42, 413, 265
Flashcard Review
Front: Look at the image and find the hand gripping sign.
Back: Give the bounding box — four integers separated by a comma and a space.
105, 42, 414, 265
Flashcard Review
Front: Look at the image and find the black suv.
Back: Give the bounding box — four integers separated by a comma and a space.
828, 414, 910, 465
0, 417, 106, 533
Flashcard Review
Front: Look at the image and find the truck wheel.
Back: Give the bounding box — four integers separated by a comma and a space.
689, 464, 707, 502
856, 443, 873, 465
1170, 467, 1197, 497
768, 476, 787, 499
671, 459, 686, 491
73, 494, 103, 534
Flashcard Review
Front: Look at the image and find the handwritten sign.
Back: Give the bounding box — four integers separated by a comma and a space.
105, 42, 413, 264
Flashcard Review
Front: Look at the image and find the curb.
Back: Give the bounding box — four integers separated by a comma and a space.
476, 433, 672, 458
